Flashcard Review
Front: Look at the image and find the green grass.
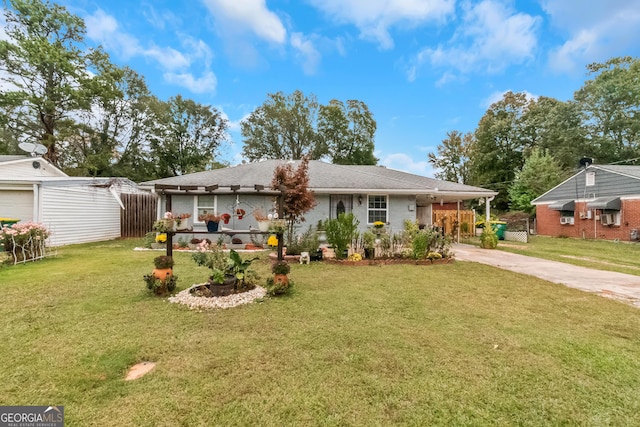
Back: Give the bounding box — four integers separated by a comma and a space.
488, 235, 640, 276
2, 239, 640, 425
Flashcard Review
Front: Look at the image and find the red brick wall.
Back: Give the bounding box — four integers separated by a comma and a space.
536, 200, 640, 241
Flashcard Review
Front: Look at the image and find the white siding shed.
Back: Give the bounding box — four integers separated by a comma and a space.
0, 156, 141, 246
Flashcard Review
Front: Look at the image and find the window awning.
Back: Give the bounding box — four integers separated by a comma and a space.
587, 197, 621, 211
548, 200, 575, 211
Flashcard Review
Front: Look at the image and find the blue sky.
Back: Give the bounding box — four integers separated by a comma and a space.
20, 1, 640, 176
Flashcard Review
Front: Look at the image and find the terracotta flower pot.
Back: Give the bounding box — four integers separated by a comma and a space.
152, 267, 173, 280
273, 274, 289, 285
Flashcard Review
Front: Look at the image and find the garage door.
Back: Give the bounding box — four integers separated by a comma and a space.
0, 190, 34, 222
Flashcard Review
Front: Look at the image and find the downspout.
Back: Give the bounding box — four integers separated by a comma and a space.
32, 183, 41, 222
485, 196, 495, 223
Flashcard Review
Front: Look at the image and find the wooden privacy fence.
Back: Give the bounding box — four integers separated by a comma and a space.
432, 210, 475, 238
121, 193, 157, 238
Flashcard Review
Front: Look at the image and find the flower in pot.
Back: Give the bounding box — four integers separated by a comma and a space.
153, 219, 169, 233
153, 255, 174, 279
175, 213, 192, 230
221, 213, 231, 224
236, 208, 246, 220
272, 260, 290, 285
253, 209, 271, 232
198, 213, 221, 232
144, 255, 177, 296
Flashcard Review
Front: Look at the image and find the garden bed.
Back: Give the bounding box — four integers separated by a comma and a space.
323, 257, 455, 266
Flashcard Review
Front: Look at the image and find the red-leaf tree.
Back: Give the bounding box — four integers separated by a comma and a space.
271, 156, 316, 245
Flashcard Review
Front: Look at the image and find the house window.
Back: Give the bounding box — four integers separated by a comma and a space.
585, 171, 595, 186
368, 195, 388, 224
197, 195, 216, 222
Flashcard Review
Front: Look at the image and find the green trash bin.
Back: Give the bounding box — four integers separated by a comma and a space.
490, 221, 507, 240
0, 218, 19, 251
0, 218, 20, 228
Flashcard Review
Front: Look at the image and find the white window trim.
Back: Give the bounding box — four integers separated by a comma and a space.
367, 194, 388, 225
585, 171, 595, 186
195, 194, 217, 223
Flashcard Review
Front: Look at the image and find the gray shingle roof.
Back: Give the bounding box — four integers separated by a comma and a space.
533, 164, 640, 204
140, 160, 495, 197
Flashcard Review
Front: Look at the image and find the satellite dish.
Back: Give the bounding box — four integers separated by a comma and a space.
18, 142, 36, 154
18, 142, 47, 157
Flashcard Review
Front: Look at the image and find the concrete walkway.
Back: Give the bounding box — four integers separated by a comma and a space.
452, 243, 640, 307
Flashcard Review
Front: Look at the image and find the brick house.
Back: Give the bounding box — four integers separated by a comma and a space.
531, 165, 640, 241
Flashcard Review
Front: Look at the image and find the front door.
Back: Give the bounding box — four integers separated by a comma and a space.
329, 195, 353, 219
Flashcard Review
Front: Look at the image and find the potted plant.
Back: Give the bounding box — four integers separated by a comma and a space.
152, 255, 174, 279
236, 208, 246, 220
175, 213, 192, 230
362, 231, 376, 259
221, 213, 231, 224
198, 212, 221, 232
253, 209, 271, 232
316, 219, 327, 243
272, 260, 290, 285
144, 255, 177, 296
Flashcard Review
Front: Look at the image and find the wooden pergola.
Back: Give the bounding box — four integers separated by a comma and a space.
154, 184, 286, 261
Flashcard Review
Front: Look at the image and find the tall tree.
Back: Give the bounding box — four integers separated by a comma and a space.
59, 65, 157, 180
508, 148, 566, 214
574, 56, 640, 164
428, 130, 474, 183
0, 0, 105, 165
521, 96, 589, 170
149, 95, 229, 177
242, 90, 321, 161
318, 99, 377, 164
471, 91, 533, 211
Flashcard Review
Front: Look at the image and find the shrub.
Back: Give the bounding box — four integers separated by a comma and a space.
411, 232, 428, 259
325, 213, 359, 260
153, 255, 174, 269
480, 222, 499, 249
143, 274, 178, 294
286, 226, 319, 255
272, 261, 291, 275
0, 221, 51, 263
265, 276, 294, 297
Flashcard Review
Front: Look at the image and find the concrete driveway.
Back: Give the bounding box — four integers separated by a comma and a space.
452, 243, 640, 307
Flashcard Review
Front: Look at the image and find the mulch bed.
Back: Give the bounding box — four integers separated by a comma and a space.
323, 257, 455, 266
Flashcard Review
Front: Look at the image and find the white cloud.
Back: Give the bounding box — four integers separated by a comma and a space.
308, 0, 455, 49
145, 46, 191, 71
83, 9, 217, 95
163, 71, 217, 94
407, 0, 540, 81
201, 0, 287, 44
85, 9, 142, 58
141, 3, 180, 31
543, 0, 640, 73
290, 32, 321, 75
379, 152, 435, 177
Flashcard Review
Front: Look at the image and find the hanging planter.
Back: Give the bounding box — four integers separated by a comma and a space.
221, 213, 231, 224
236, 208, 246, 220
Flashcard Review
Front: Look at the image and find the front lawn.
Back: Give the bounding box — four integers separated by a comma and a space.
2, 239, 640, 425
